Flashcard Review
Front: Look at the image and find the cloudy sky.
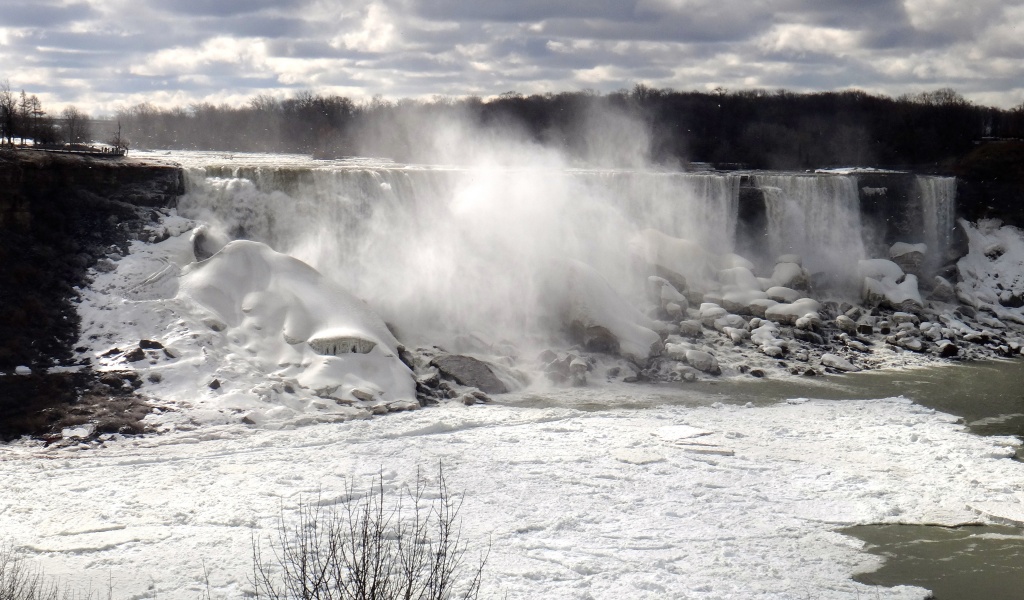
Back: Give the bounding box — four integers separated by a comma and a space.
3, 0, 1023, 115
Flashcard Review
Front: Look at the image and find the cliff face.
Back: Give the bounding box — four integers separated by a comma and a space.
0, 150, 184, 371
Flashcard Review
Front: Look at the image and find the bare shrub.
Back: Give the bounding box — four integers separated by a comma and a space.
0, 544, 94, 600
251, 466, 487, 600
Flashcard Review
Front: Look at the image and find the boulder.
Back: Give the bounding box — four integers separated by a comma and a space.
765, 298, 822, 326
678, 320, 704, 337
685, 349, 721, 375
835, 315, 857, 334
889, 242, 927, 278
770, 262, 810, 290
821, 353, 859, 372
766, 286, 802, 304
930, 276, 957, 303
430, 354, 509, 395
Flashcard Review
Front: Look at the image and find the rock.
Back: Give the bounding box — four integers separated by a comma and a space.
124, 347, 146, 362
898, 337, 924, 352
351, 388, 377, 402
777, 254, 801, 266
723, 326, 749, 345
793, 329, 824, 345
714, 314, 748, 332
749, 368, 766, 378
821, 353, 859, 372
937, 340, 959, 357
841, 336, 870, 353
930, 276, 957, 303
94, 258, 117, 273
665, 302, 684, 319
147, 372, 163, 383
208, 379, 221, 390
14, 365, 31, 375
766, 286, 802, 304
856, 323, 874, 336
891, 312, 920, 325
430, 354, 509, 395
835, 315, 857, 334
569, 357, 589, 386
678, 320, 704, 337
722, 290, 772, 316
139, 339, 164, 350
537, 349, 557, 364
771, 262, 810, 290
699, 303, 728, 326
765, 298, 821, 326
889, 242, 927, 278
570, 323, 619, 354
795, 314, 821, 330
685, 349, 721, 375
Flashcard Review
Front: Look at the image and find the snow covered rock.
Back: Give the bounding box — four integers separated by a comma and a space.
764, 298, 821, 326
858, 259, 904, 281
863, 274, 924, 312
685, 349, 721, 375
770, 262, 810, 290
821, 353, 858, 372
766, 286, 802, 304
835, 315, 857, 334
889, 242, 927, 277
177, 240, 417, 419
930, 276, 957, 303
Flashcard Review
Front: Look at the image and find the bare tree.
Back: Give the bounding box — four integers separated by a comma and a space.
0, 80, 15, 146
252, 466, 488, 600
60, 105, 91, 145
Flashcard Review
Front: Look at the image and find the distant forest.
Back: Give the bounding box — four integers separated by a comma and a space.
7, 83, 1024, 170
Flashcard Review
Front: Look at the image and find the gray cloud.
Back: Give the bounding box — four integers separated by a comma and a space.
0, 0, 1021, 112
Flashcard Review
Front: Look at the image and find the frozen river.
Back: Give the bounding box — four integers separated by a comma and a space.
2, 370, 1023, 599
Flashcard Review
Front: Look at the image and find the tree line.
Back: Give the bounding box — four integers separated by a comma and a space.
7, 81, 1024, 170
0, 80, 95, 148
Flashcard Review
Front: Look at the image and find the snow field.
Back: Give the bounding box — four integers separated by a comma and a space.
2, 395, 1021, 599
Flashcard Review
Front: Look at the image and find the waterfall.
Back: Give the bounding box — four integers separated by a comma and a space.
177, 159, 747, 349
916, 175, 957, 269
753, 173, 865, 280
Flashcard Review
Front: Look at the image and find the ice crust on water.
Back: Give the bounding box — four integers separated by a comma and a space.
3, 396, 1021, 599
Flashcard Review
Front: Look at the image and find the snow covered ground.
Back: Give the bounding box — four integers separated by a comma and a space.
2, 393, 1022, 599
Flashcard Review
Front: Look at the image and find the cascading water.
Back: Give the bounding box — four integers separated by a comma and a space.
916, 175, 957, 270
753, 173, 865, 287
177, 156, 744, 352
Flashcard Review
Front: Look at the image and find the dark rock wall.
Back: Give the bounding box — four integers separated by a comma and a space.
0, 150, 183, 371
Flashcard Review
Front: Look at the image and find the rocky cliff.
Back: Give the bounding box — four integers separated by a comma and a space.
0, 150, 182, 440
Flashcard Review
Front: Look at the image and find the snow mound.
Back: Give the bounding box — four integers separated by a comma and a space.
177, 240, 415, 419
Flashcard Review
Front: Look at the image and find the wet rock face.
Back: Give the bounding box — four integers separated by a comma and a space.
430, 354, 509, 395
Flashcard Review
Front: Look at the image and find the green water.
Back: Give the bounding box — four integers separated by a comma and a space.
506, 358, 1024, 437
844, 524, 1024, 600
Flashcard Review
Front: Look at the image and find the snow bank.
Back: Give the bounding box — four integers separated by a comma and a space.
76, 218, 416, 429
957, 219, 1024, 322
